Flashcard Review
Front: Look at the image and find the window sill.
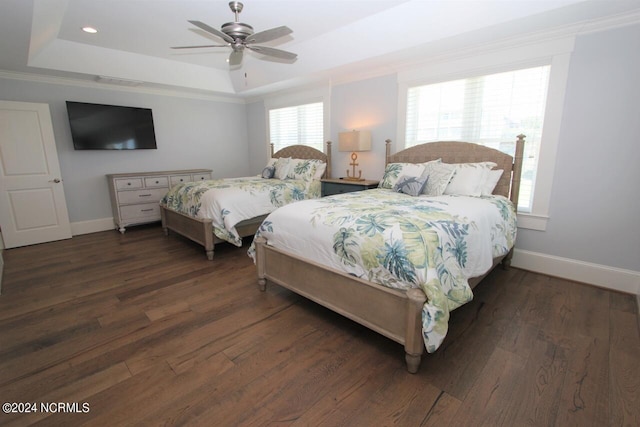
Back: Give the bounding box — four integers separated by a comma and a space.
517, 212, 549, 231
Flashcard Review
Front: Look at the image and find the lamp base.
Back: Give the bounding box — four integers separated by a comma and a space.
342, 176, 365, 182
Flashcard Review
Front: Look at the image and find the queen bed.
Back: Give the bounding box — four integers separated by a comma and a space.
160, 143, 331, 260
252, 135, 524, 373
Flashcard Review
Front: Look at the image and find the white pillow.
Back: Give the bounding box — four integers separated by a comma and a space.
422, 162, 456, 196
265, 158, 277, 168
379, 163, 425, 189
444, 162, 497, 197
313, 162, 327, 180
481, 169, 504, 196
274, 157, 291, 180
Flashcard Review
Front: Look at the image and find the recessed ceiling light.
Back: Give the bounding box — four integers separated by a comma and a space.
82, 27, 98, 34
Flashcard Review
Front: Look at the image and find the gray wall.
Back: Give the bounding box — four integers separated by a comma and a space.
517, 24, 640, 271
247, 24, 640, 273
0, 78, 250, 223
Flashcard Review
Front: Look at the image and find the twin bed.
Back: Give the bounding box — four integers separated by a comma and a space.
159, 143, 331, 260
252, 136, 525, 373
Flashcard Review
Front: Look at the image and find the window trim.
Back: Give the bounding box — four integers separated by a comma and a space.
396, 37, 575, 231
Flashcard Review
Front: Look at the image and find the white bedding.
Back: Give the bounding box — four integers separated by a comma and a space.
250, 188, 517, 352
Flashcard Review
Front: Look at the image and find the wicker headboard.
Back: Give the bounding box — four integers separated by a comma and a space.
271, 142, 332, 179
386, 135, 525, 207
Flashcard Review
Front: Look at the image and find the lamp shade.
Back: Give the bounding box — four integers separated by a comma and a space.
338, 130, 371, 152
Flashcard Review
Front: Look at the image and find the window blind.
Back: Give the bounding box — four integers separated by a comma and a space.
405, 65, 550, 212
269, 102, 324, 153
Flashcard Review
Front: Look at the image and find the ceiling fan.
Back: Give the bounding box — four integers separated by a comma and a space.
172, 1, 297, 67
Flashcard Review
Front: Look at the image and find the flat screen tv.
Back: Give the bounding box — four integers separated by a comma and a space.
66, 101, 158, 150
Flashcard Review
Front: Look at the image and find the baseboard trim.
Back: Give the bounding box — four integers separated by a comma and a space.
70, 218, 115, 236
512, 248, 640, 295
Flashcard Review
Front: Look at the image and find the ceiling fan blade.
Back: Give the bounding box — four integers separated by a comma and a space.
171, 44, 228, 49
245, 26, 292, 44
229, 50, 243, 66
188, 20, 234, 44
246, 45, 297, 61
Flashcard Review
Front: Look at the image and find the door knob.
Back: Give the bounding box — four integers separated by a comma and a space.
49, 178, 61, 183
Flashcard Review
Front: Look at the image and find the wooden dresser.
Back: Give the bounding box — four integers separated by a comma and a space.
107, 169, 212, 233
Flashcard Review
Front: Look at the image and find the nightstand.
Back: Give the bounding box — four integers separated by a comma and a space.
321, 178, 379, 197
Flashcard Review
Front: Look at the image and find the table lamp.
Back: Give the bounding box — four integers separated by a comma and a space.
338, 130, 371, 181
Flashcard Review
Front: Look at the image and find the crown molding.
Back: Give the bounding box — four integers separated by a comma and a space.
330, 7, 640, 88
0, 69, 246, 104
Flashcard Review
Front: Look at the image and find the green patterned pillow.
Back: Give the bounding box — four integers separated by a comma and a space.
379, 163, 425, 189
285, 158, 320, 181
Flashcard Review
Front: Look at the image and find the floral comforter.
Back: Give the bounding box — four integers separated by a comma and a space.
160, 177, 321, 246
249, 188, 517, 352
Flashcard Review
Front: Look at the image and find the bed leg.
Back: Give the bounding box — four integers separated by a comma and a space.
405, 353, 422, 374
502, 248, 514, 270
205, 249, 214, 261
255, 236, 267, 292
404, 288, 427, 374
162, 227, 169, 236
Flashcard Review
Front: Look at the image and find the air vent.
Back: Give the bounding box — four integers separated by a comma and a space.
95, 75, 143, 87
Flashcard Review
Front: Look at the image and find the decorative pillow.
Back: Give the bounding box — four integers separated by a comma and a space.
261, 165, 275, 179
379, 163, 425, 189
274, 157, 291, 180
265, 158, 277, 168
393, 175, 428, 197
285, 158, 321, 181
313, 162, 327, 180
421, 162, 456, 196
480, 169, 504, 196
444, 162, 498, 196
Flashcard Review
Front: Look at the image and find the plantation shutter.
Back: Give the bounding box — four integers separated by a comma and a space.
269, 102, 324, 152
405, 65, 550, 212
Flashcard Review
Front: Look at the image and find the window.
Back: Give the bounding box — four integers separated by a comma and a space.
404, 66, 550, 212
268, 102, 324, 152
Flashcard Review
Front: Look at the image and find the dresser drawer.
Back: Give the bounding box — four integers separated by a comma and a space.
170, 174, 193, 186
115, 178, 143, 190
117, 188, 167, 205
119, 203, 161, 221
144, 176, 169, 188
192, 173, 212, 181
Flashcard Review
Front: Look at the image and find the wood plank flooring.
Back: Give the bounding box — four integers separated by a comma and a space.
0, 224, 638, 426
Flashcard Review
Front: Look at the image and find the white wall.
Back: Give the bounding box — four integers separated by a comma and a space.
0, 77, 250, 226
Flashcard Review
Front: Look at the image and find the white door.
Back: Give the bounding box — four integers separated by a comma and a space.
0, 101, 71, 248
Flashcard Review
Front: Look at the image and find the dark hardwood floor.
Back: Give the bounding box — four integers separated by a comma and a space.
0, 224, 638, 426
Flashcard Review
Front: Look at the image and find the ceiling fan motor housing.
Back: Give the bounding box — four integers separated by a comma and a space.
222, 21, 254, 40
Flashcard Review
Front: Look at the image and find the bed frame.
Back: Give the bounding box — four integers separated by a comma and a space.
255, 135, 525, 373
161, 142, 331, 260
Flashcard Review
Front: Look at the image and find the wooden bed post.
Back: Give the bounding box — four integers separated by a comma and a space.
325, 141, 332, 178
270, 143, 274, 158
503, 134, 525, 270
510, 134, 525, 208
405, 288, 427, 374
255, 236, 267, 291
385, 139, 392, 166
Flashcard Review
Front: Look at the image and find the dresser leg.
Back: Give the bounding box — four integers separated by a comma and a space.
119, 227, 126, 234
